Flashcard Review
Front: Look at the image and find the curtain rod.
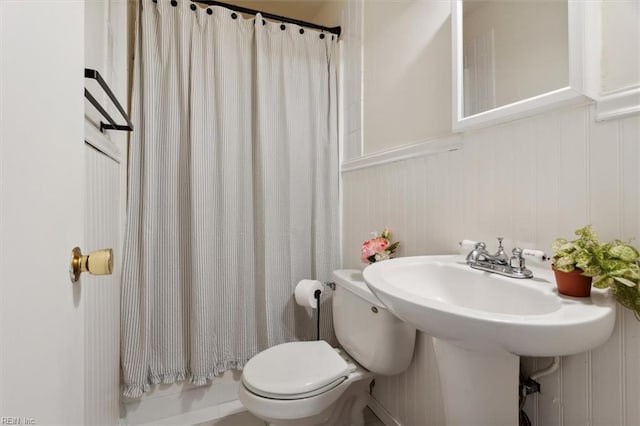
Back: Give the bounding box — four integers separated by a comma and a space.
191, 0, 341, 37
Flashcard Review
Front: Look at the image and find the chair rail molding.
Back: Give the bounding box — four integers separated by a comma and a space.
341, 135, 462, 173
596, 85, 640, 121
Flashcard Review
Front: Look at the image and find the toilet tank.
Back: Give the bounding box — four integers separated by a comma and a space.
331, 269, 416, 375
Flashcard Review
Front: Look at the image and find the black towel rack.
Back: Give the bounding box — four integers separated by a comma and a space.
84, 68, 133, 133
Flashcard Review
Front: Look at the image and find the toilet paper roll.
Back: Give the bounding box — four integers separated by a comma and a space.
521, 249, 549, 263
295, 279, 323, 309
459, 239, 479, 253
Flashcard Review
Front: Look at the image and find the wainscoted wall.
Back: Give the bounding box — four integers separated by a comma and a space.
84, 0, 129, 423
342, 103, 640, 425
84, 142, 123, 425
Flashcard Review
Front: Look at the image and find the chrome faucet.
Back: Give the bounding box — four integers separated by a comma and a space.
465, 238, 533, 279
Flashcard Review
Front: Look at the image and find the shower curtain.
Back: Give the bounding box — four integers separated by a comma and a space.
121, 0, 339, 398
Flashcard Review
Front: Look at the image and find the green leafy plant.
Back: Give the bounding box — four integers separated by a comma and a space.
552, 225, 640, 320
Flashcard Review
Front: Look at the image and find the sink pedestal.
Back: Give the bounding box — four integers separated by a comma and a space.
433, 338, 519, 426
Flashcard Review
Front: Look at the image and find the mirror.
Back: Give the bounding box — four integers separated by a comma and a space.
452, 0, 598, 131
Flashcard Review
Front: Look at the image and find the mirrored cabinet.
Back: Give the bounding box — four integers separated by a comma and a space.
451, 0, 600, 131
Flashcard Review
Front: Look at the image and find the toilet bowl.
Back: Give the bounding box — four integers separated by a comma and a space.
238, 341, 373, 426
238, 269, 416, 426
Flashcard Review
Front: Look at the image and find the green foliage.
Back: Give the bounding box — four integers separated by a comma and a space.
552, 225, 640, 320
551, 225, 601, 274
611, 283, 640, 321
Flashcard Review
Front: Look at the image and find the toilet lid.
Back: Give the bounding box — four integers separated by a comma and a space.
242, 341, 352, 399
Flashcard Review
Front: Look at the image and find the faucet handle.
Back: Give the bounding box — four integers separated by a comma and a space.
492, 237, 509, 263
475, 241, 486, 250
510, 247, 533, 278
510, 247, 524, 270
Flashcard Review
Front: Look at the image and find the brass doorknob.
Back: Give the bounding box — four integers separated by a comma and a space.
69, 247, 113, 283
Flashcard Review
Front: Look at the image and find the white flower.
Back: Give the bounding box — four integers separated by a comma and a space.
375, 250, 391, 261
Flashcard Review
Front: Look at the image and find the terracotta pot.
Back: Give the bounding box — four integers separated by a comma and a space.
552, 265, 592, 297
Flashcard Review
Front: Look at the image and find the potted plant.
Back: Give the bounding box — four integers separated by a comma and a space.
552, 225, 640, 319
552, 225, 601, 297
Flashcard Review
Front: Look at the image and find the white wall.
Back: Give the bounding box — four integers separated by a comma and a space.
84, 1, 130, 424
601, 0, 640, 93
84, 144, 122, 426
363, 0, 451, 155
342, 103, 640, 426
312, 0, 363, 162
224, 0, 327, 23
85, 0, 129, 245
342, 0, 640, 425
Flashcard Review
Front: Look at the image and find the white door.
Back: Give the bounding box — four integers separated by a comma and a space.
1, 2, 123, 425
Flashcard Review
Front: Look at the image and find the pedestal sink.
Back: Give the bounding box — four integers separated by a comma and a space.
362, 255, 616, 426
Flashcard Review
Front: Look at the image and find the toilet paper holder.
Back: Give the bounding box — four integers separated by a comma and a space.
313, 282, 337, 340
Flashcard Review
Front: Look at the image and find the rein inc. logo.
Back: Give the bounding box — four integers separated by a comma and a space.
1, 418, 35, 425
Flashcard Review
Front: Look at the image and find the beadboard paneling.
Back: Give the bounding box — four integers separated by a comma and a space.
342, 103, 640, 426
372, 333, 445, 426
84, 145, 122, 425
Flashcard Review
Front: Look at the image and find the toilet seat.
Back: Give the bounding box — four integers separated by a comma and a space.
242, 341, 355, 400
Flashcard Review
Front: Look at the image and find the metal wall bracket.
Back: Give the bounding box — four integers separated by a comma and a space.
84, 68, 133, 133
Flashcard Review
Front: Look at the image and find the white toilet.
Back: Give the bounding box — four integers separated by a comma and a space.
238, 269, 417, 426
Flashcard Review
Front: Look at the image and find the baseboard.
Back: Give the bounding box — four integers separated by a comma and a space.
367, 394, 403, 426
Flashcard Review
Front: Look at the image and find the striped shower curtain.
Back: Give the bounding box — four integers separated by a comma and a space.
121, 0, 339, 398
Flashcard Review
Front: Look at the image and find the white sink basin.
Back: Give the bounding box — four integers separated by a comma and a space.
363, 255, 615, 356
363, 255, 616, 426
